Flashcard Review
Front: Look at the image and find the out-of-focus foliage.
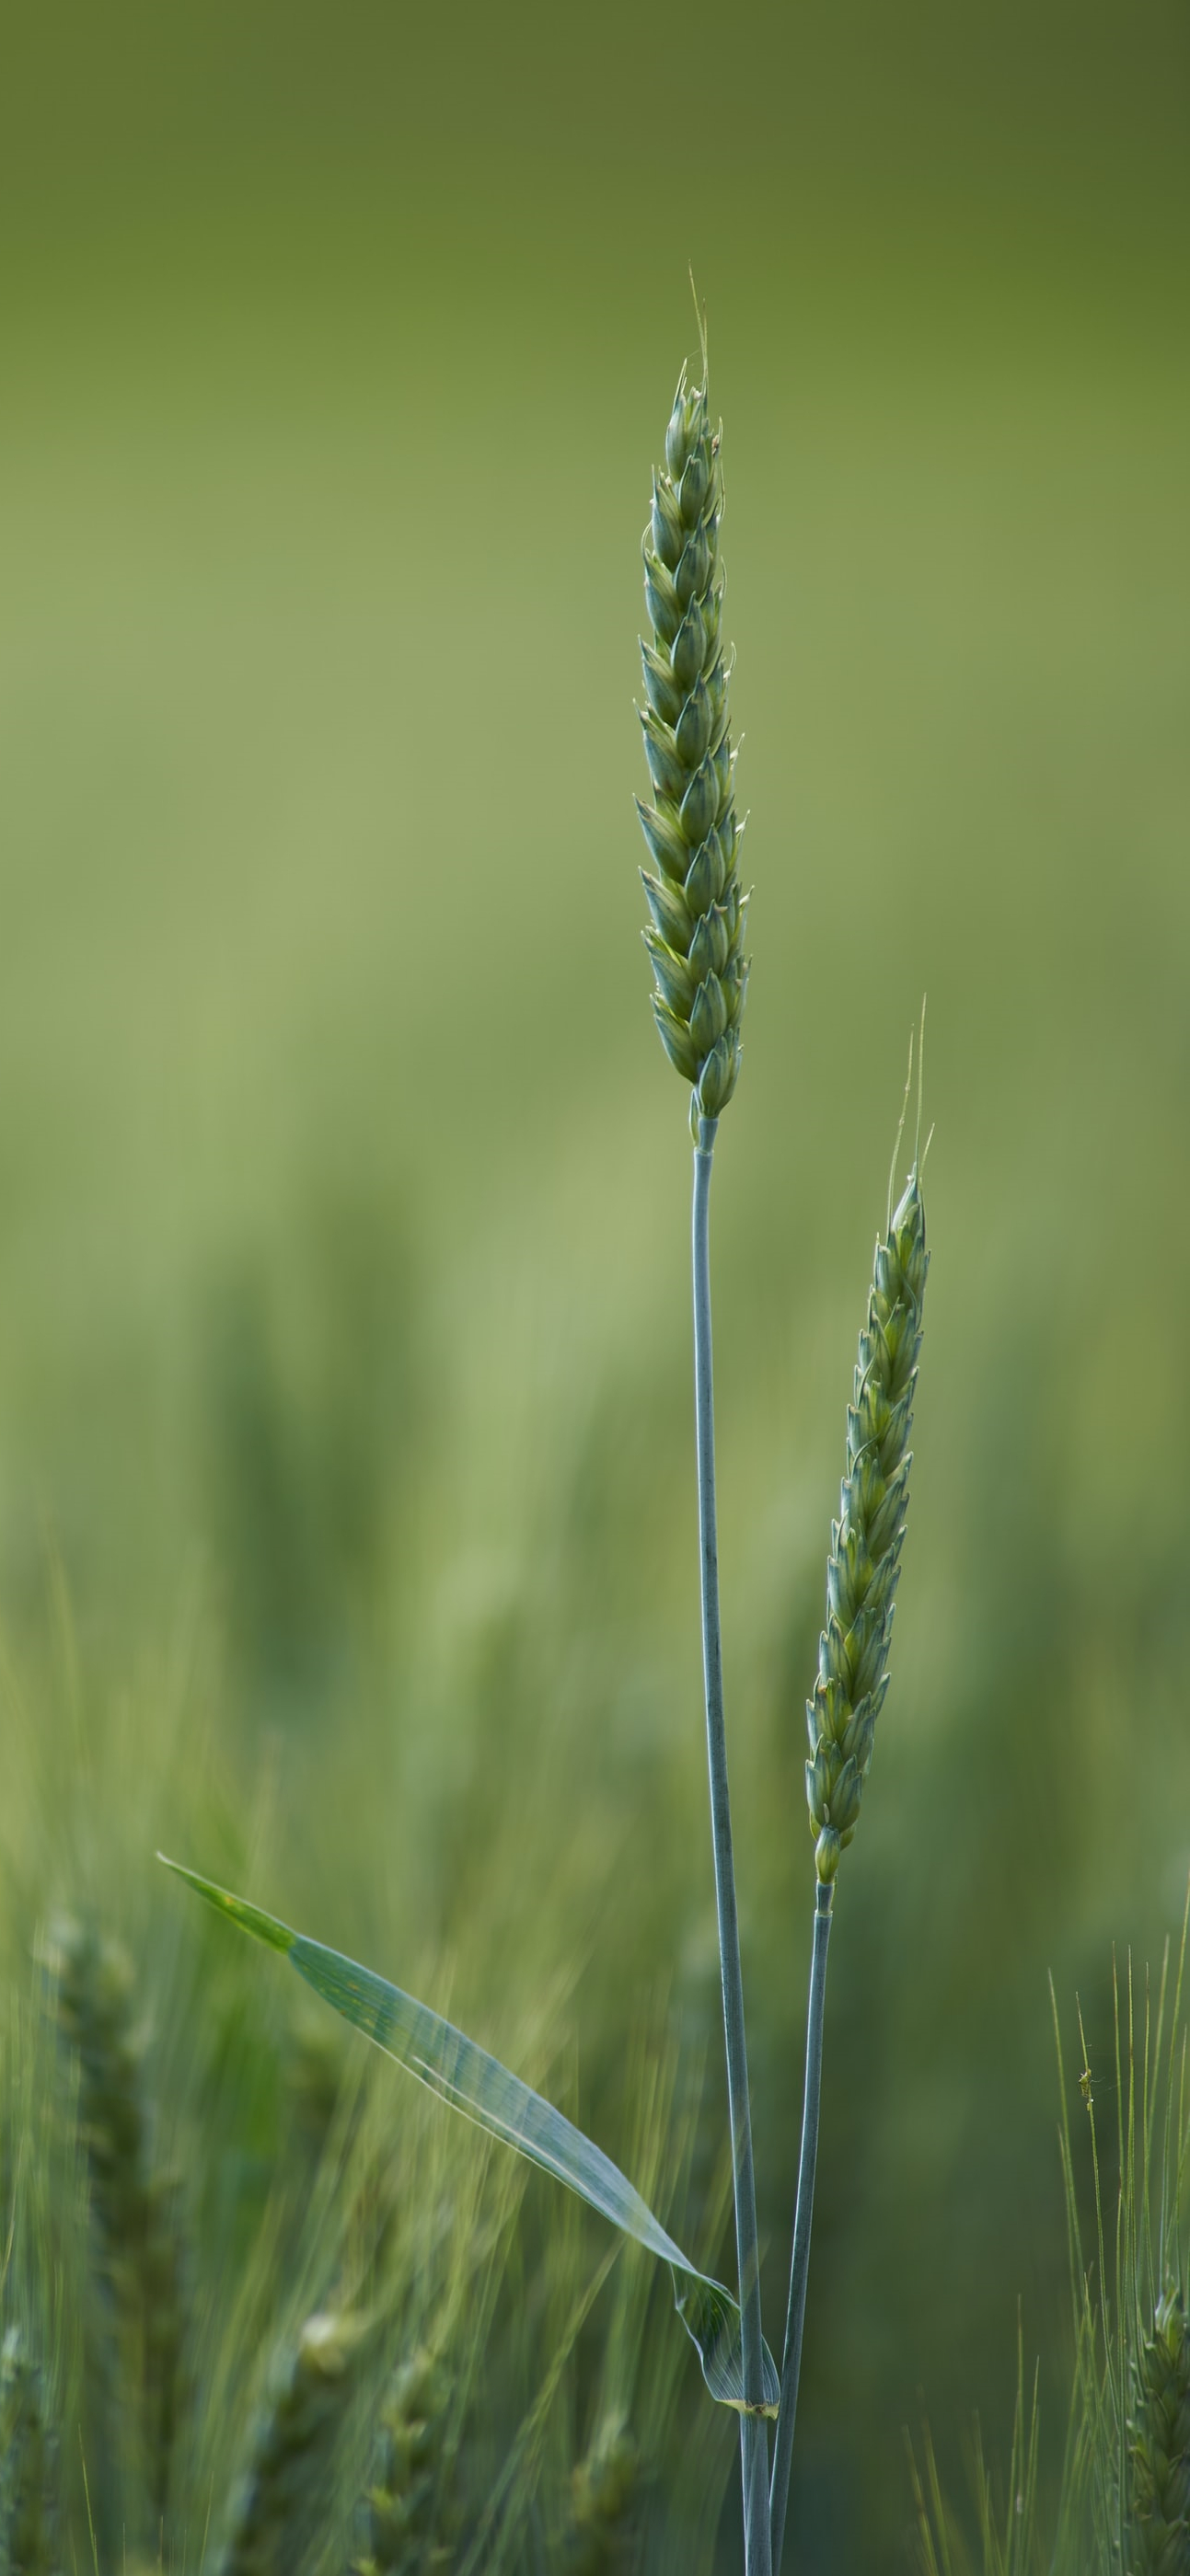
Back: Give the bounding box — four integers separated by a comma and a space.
0, 1724, 734, 2570
911, 1923, 1190, 2576
0, 0, 1187, 2566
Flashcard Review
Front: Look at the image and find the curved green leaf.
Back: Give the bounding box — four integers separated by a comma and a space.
160, 1856, 779, 2417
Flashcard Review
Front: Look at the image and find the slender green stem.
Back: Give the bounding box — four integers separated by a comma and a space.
769, 1880, 834, 2574
692, 1117, 771, 2576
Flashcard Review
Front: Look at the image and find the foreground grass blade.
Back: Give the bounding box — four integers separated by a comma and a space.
159, 1858, 779, 2418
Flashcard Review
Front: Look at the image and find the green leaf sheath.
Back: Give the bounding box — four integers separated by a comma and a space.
638, 372, 748, 1139
1129, 2290, 1190, 2571
805, 1171, 928, 1883
159, 1860, 779, 2418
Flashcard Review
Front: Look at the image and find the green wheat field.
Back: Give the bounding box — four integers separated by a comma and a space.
0, 2, 1188, 2565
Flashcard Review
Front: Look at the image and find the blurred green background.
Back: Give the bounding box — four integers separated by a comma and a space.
1, 0, 1188, 2563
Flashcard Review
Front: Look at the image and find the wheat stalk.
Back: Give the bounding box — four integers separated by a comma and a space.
638, 329, 771, 2573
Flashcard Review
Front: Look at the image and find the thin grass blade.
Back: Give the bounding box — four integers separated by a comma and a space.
159, 1857, 779, 2416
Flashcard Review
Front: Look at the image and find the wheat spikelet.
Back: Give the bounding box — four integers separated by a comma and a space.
637, 353, 748, 1138
805, 1167, 928, 1881
1128, 2289, 1190, 2573
351, 2348, 453, 2576
0, 2328, 59, 2576
216, 2310, 364, 2576
47, 1917, 185, 2520
563, 2416, 641, 2575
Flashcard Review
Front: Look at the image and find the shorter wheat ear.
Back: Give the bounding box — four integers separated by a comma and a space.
803, 1160, 927, 1885
770, 1133, 928, 2572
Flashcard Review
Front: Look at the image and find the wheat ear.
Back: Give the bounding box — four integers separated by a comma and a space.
563, 2416, 641, 2574
48, 1918, 185, 2526
0, 2327, 59, 2576
803, 1166, 928, 1887
638, 334, 769, 2576
215, 2309, 364, 2576
770, 1158, 928, 2570
638, 360, 748, 1140
1128, 2288, 1190, 2571
352, 2348, 454, 2576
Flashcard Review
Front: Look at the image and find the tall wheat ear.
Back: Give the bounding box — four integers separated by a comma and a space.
638, 355, 748, 1140
637, 316, 769, 2576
